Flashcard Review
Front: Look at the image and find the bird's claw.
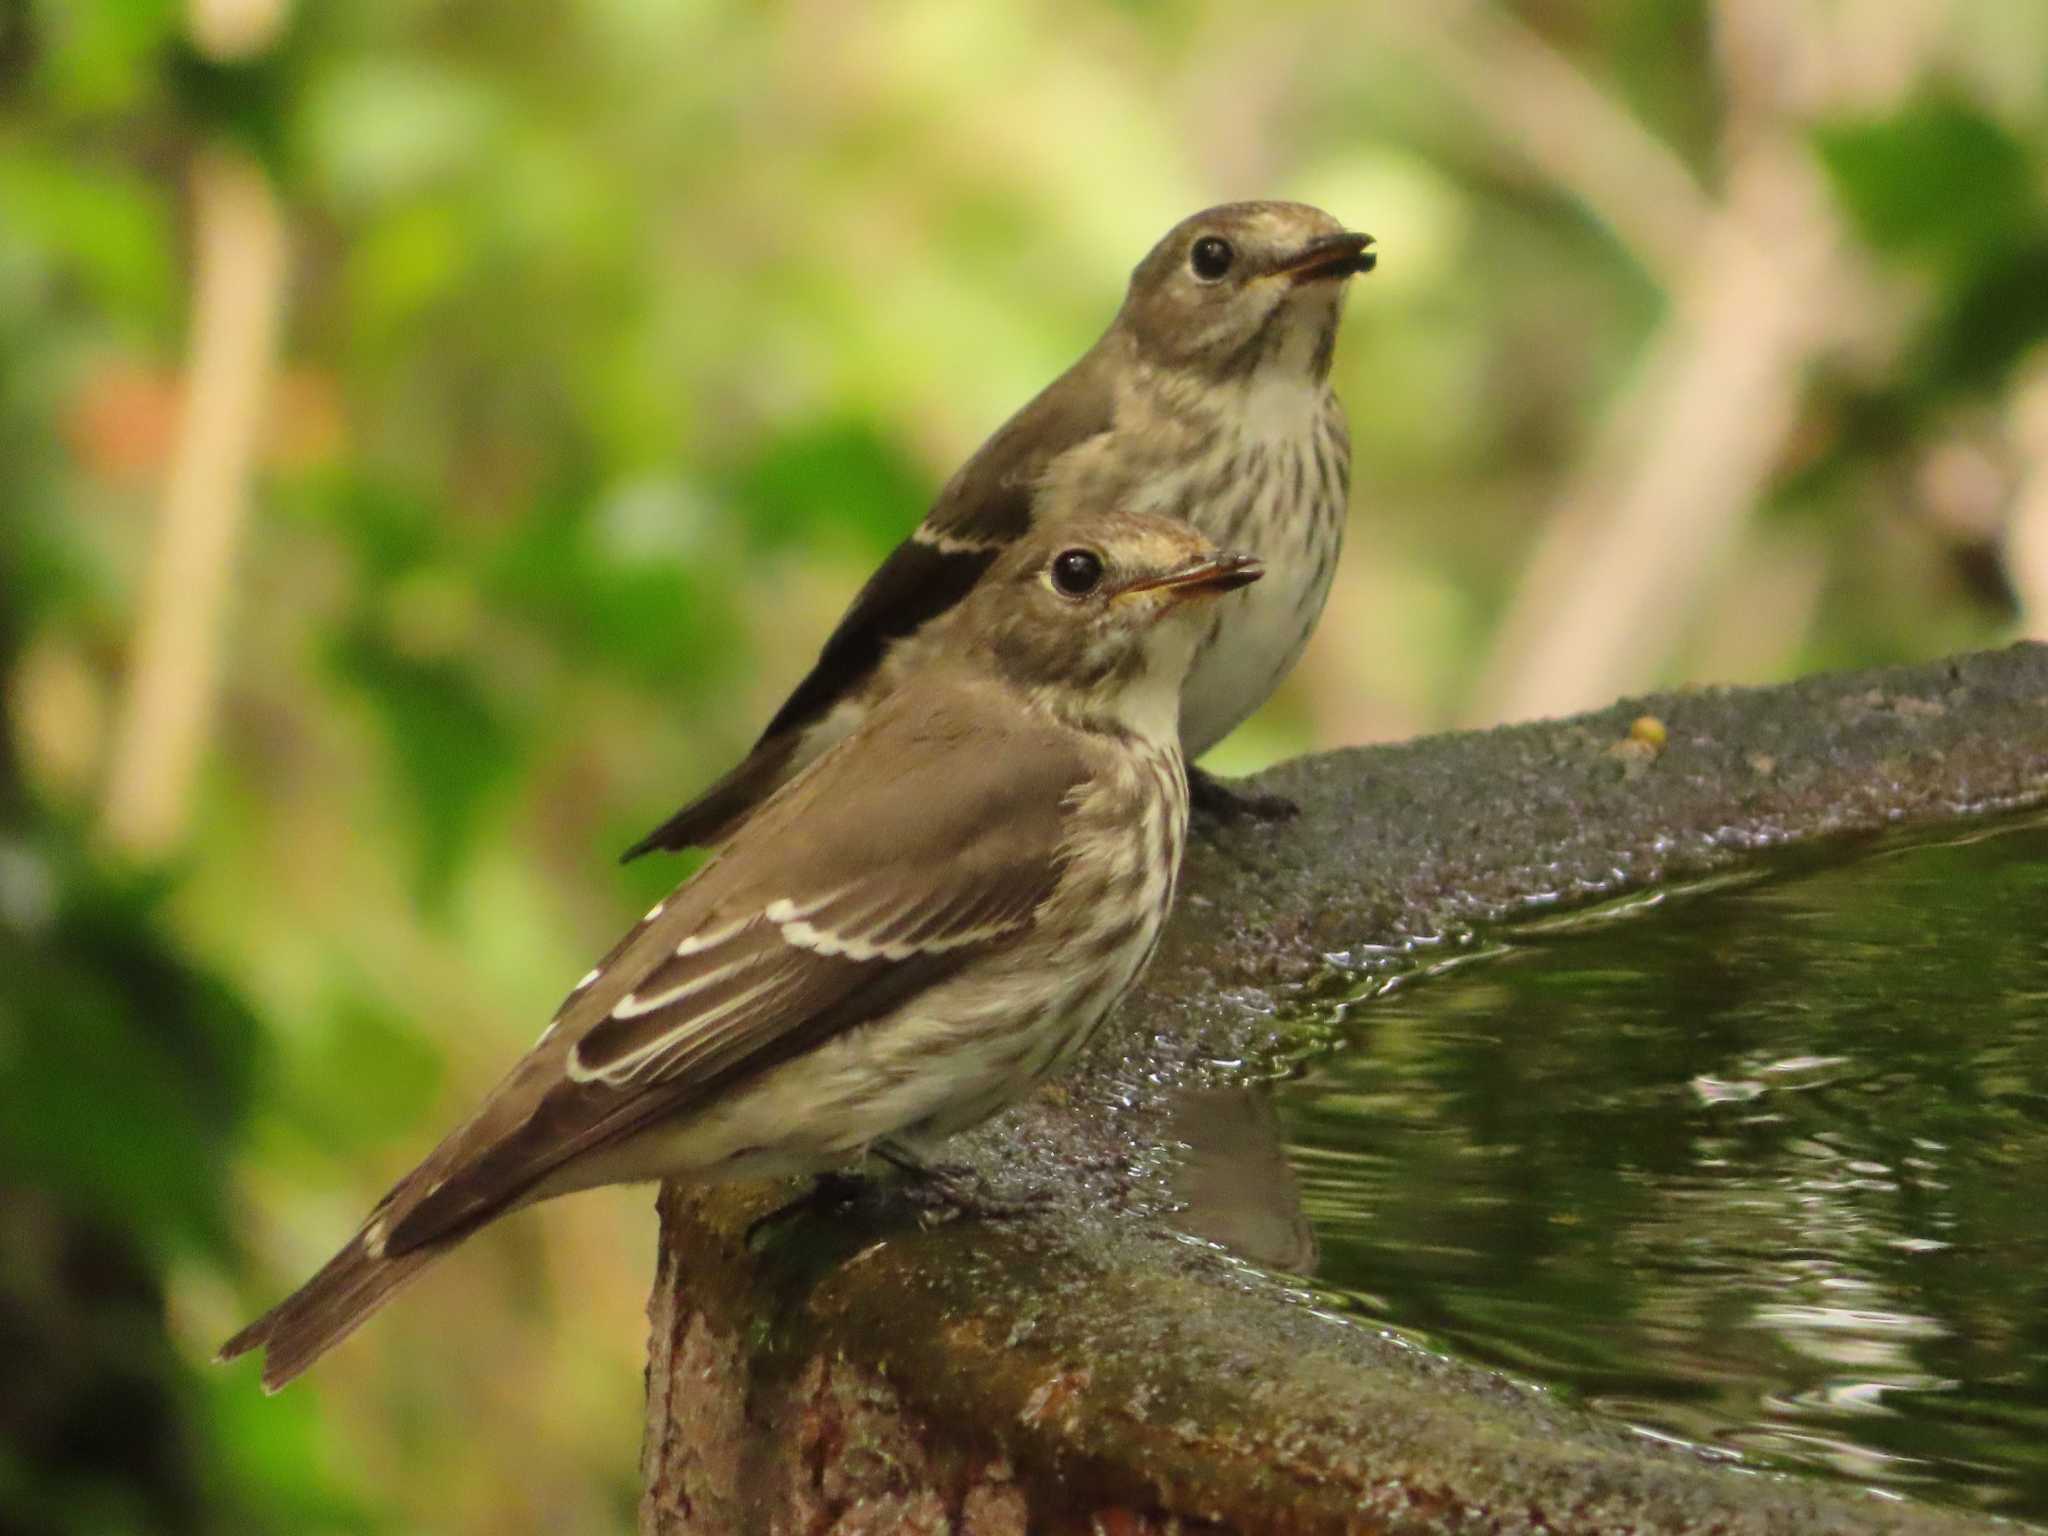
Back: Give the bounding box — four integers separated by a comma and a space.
900, 1168, 1054, 1224
875, 1144, 1052, 1222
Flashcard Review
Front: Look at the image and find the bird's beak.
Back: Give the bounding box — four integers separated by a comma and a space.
1270, 231, 1377, 285
1115, 552, 1265, 605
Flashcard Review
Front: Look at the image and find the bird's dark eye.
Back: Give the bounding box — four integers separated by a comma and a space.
1050, 548, 1105, 598
1189, 236, 1235, 281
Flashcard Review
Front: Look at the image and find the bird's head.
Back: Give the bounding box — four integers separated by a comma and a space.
1114, 201, 1374, 386
958, 511, 1263, 741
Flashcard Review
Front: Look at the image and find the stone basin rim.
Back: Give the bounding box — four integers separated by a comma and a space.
643, 641, 2048, 1536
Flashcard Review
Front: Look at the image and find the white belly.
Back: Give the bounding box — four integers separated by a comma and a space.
1175, 426, 1346, 757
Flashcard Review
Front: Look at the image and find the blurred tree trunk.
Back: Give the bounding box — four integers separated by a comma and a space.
99, 148, 289, 860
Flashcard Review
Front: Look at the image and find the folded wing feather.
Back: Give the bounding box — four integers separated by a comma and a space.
382, 690, 1090, 1254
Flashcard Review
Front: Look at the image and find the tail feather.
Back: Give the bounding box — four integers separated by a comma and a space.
218, 1228, 447, 1393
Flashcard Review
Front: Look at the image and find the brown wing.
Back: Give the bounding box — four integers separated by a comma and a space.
385, 685, 1090, 1253
620, 349, 1118, 860
920, 342, 1120, 545
617, 537, 990, 858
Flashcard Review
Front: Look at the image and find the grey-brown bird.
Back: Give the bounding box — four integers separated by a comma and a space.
623, 200, 1371, 860
220, 511, 1260, 1391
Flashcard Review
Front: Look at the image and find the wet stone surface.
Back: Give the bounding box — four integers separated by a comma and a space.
642, 643, 2048, 1535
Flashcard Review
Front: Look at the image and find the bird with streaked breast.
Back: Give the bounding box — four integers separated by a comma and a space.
624, 200, 1373, 860
220, 512, 1262, 1392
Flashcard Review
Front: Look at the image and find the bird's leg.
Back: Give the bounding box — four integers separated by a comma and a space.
1189, 765, 1299, 823
873, 1141, 1051, 1221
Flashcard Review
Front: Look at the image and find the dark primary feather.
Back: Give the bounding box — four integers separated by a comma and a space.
622, 351, 1118, 861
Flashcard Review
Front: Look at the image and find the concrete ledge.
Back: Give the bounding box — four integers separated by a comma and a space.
641, 643, 2048, 1535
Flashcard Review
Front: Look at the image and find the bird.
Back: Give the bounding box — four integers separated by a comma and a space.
220, 511, 1262, 1392
622, 200, 1372, 861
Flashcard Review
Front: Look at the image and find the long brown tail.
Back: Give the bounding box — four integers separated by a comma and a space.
217, 1225, 448, 1393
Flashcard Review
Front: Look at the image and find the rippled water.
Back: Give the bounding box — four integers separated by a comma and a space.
1248, 816, 2048, 1518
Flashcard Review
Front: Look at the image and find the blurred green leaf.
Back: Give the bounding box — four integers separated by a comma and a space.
1606, 0, 1717, 173
0, 148, 175, 329
489, 490, 741, 684
165, 41, 302, 176
328, 627, 521, 912
21, 0, 180, 116
202, 1370, 374, 1533
286, 984, 444, 1153
723, 415, 932, 555
0, 855, 261, 1260
1814, 95, 2040, 267
342, 199, 472, 345
302, 57, 505, 208
1923, 237, 2048, 392
291, 474, 443, 582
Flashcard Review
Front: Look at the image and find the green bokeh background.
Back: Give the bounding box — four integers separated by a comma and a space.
3, 2, 2045, 1531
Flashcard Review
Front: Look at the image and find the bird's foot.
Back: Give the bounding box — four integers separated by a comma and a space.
1189, 765, 1299, 823
901, 1172, 1055, 1224
875, 1142, 1052, 1223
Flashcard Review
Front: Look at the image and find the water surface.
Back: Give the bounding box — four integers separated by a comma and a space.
1255, 817, 2048, 1519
